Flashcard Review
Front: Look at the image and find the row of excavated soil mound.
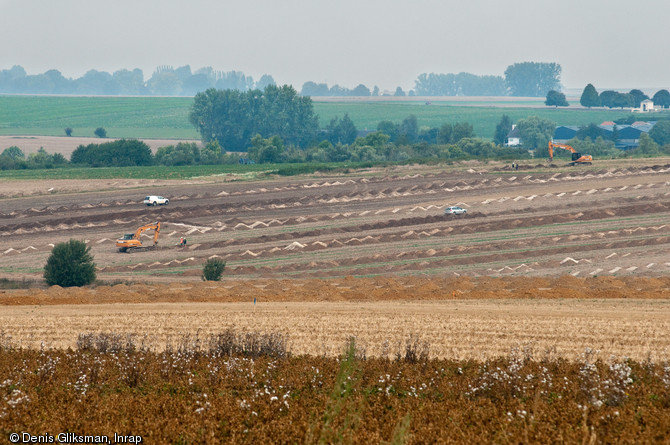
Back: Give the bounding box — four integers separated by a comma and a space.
1, 276, 669, 305
2, 174, 668, 238
94, 216, 670, 274
2, 164, 669, 221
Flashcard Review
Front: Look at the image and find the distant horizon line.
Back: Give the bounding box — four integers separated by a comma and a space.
2, 64, 668, 95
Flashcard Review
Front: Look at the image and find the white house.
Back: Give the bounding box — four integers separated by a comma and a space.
505, 125, 521, 146
632, 99, 655, 113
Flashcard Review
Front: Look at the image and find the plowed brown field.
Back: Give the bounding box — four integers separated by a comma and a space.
2, 159, 670, 360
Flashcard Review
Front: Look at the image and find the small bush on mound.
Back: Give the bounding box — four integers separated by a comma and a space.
43, 239, 96, 287
202, 258, 226, 281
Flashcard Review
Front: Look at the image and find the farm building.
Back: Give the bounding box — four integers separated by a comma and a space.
504, 125, 521, 146
508, 121, 656, 150
552, 126, 580, 143
598, 121, 656, 150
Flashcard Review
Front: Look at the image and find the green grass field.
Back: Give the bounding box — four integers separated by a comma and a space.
0, 95, 658, 141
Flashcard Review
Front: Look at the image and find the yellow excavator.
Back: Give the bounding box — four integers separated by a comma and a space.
116, 222, 161, 253
548, 141, 593, 166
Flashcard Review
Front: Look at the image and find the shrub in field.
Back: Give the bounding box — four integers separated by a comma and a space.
201, 258, 226, 281
70, 139, 152, 167
94, 127, 107, 138
43, 239, 96, 287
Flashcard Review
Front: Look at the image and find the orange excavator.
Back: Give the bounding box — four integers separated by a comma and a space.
116, 222, 161, 253
548, 141, 593, 166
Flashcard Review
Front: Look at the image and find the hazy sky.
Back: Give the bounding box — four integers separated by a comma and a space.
2, 0, 669, 92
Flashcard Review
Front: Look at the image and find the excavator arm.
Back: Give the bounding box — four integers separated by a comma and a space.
116, 222, 161, 252
133, 222, 161, 245
548, 141, 592, 165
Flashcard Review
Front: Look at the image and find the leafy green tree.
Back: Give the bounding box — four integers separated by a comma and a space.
580, 84, 600, 108
629, 89, 649, 108
457, 138, 497, 157
0, 146, 26, 169
215, 70, 254, 91
398, 115, 418, 143
70, 139, 152, 167
634, 133, 660, 156
65, 127, 73, 136
355, 131, 390, 150
567, 137, 618, 157
653, 89, 670, 108
255, 74, 275, 90
418, 127, 440, 144
504, 62, 562, 97
452, 122, 474, 143
1, 146, 25, 159
394, 87, 405, 97
248, 134, 285, 163
351, 84, 371, 96
437, 123, 453, 144
326, 143, 350, 162
545, 90, 569, 107
649, 121, 670, 146
300, 81, 330, 96
515, 116, 556, 156
44, 239, 96, 287
599, 91, 632, 109
414, 72, 506, 96
155, 142, 200, 166
190, 85, 318, 150
147, 67, 182, 95
94, 127, 107, 138
599, 90, 617, 108
112, 68, 146, 95
493, 115, 512, 145
576, 123, 604, 141
52, 153, 68, 165
326, 114, 358, 145
377, 120, 398, 141
200, 140, 224, 164
202, 258, 226, 281
328, 85, 349, 96
28, 147, 57, 168
612, 93, 633, 108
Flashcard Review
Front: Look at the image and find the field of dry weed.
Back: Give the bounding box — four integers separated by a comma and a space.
1, 333, 669, 444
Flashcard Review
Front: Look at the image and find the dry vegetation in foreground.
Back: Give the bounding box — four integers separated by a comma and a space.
1, 332, 670, 444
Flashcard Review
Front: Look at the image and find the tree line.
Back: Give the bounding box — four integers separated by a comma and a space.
579, 84, 670, 109
1, 61, 561, 97
0, 65, 276, 96
4, 114, 670, 172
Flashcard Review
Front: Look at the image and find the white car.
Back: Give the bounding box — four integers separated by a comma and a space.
444, 206, 467, 215
144, 195, 169, 206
